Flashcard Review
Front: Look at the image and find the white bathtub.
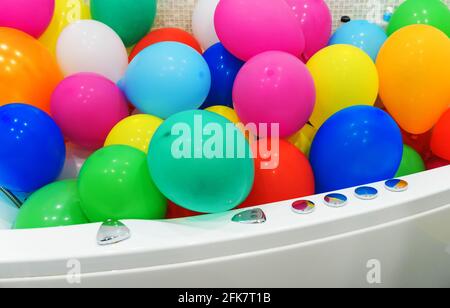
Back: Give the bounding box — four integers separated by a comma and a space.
0, 166, 449, 288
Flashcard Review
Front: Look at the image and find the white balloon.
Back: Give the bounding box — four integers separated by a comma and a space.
58, 143, 93, 181
192, 0, 220, 51
56, 20, 128, 82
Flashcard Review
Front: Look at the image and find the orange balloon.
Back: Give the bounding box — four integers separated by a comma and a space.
129, 27, 202, 61
377, 25, 450, 135
0, 27, 62, 113
431, 109, 450, 161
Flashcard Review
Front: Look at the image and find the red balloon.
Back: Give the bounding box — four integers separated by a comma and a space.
426, 155, 450, 170
431, 109, 450, 161
239, 139, 315, 208
129, 28, 202, 61
166, 201, 202, 219
401, 128, 433, 160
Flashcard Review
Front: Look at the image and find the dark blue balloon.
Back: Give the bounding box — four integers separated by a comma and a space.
310, 106, 403, 193
201, 43, 244, 109
0, 104, 66, 193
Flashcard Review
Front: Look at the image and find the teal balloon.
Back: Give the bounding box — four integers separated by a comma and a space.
148, 110, 254, 213
91, 0, 157, 47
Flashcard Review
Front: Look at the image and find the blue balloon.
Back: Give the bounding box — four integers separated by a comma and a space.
201, 43, 244, 109
329, 20, 387, 62
119, 42, 211, 119
0, 104, 66, 193
310, 106, 403, 193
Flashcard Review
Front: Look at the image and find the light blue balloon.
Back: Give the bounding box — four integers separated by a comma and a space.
329, 20, 387, 62
119, 42, 211, 119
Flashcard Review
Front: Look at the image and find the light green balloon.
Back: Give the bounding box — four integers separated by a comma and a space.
396, 145, 426, 177
78, 145, 167, 222
387, 0, 450, 37
91, 0, 157, 47
14, 180, 88, 230
148, 110, 255, 214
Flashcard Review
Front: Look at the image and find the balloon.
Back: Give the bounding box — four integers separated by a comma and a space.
377, 25, 450, 134
192, 0, 220, 50
40, 0, 91, 55
387, 0, 450, 37
288, 124, 316, 156
431, 109, 450, 161
91, 0, 157, 47
205, 106, 240, 124
233, 51, 315, 138
284, 0, 332, 61
166, 201, 202, 219
51, 73, 129, 150
396, 145, 426, 177
307, 45, 379, 128
105, 114, 163, 154
79, 145, 167, 222
426, 155, 450, 170
0, 0, 54, 38
214, 0, 305, 61
14, 180, 88, 229
329, 20, 387, 62
56, 20, 128, 82
310, 106, 403, 193
0, 27, 62, 113
239, 139, 315, 208
148, 110, 254, 213
58, 143, 93, 180
201, 43, 244, 109
129, 28, 202, 61
401, 128, 433, 160
0, 104, 66, 193
120, 42, 211, 119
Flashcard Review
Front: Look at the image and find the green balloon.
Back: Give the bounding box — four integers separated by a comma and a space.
148, 110, 255, 214
387, 0, 450, 37
14, 180, 88, 230
396, 145, 426, 177
91, 0, 157, 47
78, 145, 167, 222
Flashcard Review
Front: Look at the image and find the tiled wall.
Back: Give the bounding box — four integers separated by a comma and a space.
154, 0, 450, 32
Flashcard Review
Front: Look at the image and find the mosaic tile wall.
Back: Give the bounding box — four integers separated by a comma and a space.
154, 0, 450, 32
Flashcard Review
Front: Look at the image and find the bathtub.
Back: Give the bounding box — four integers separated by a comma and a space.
0, 165, 449, 288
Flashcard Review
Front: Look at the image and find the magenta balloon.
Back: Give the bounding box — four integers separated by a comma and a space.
233, 51, 316, 138
0, 0, 55, 38
284, 0, 332, 61
51, 73, 129, 150
214, 0, 305, 61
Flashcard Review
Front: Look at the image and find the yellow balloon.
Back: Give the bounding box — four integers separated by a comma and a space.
104, 114, 163, 154
307, 45, 379, 128
39, 0, 91, 55
288, 124, 316, 156
206, 106, 240, 124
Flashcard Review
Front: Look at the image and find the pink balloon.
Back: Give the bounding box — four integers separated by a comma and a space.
0, 0, 55, 38
51, 73, 129, 150
233, 51, 316, 138
284, 0, 332, 61
214, 0, 305, 61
